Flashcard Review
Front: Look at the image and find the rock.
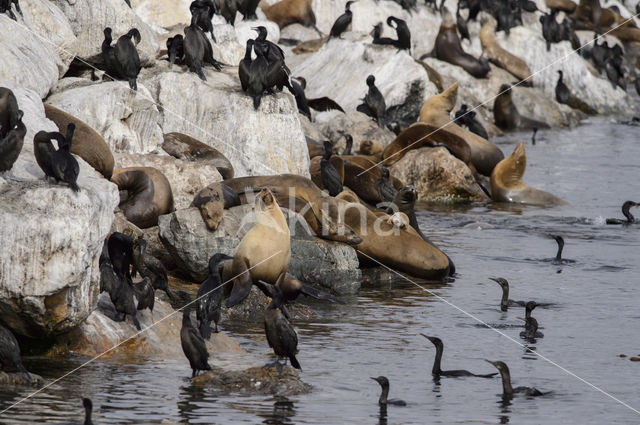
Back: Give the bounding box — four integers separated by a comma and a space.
0, 371, 43, 386
46, 80, 163, 154
0, 91, 119, 338
158, 205, 361, 294
193, 365, 311, 396
141, 69, 310, 177
292, 36, 438, 119
390, 147, 489, 202
114, 152, 222, 210
132, 0, 191, 28
50, 0, 160, 66
314, 111, 396, 150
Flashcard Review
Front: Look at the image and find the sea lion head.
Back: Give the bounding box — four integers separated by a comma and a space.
259, 188, 277, 209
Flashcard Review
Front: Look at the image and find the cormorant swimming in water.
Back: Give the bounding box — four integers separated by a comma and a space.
356, 75, 386, 128
375, 166, 397, 203
180, 300, 211, 377
197, 253, 234, 339
0, 323, 31, 382
132, 237, 175, 301
263, 284, 301, 372
321, 141, 343, 196
550, 235, 573, 265
0, 109, 25, 172
606, 201, 638, 225
421, 335, 498, 378
525, 301, 537, 319
531, 127, 538, 145
80, 398, 93, 425
370, 376, 407, 406
490, 277, 524, 311
329, 1, 356, 39
485, 360, 545, 397
519, 316, 543, 340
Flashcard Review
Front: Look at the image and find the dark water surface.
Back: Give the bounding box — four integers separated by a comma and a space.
1, 120, 640, 424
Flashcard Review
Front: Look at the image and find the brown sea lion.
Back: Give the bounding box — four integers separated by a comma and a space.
493, 84, 551, 131
292, 37, 328, 54
111, 167, 175, 228
426, 12, 490, 78
419, 83, 504, 176
491, 142, 567, 206
162, 132, 234, 180
191, 182, 241, 230
545, 0, 577, 13
224, 188, 291, 307
415, 59, 444, 93
383, 123, 471, 166
335, 197, 451, 281
340, 155, 404, 205
358, 139, 384, 162
307, 138, 324, 159
44, 104, 114, 179
480, 18, 532, 83
262, 0, 321, 34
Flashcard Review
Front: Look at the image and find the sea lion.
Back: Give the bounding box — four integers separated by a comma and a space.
224, 188, 291, 307
262, 0, 322, 35
415, 59, 444, 93
192, 182, 241, 230
490, 142, 567, 206
161, 132, 234, 179
419, 83, 504, 176
340, 155, 404, 205
493, 84, 551, 131
292, 37, 328, 54
44, 104, 115, 179
358, 139, 384, 161
480, 17, 532, 83
111, 167, 175, 228
383, 123, 471, 166
335, 197, 451, 280
425, 11, 490, 78
545, 0, 576, 13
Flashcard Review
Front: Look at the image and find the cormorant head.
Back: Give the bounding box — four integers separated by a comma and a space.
525, 301, 537, 314
82, 398, 92, 411
345, 1, 357, 11
370, 376, 389, 388
420, 334, 443, 349
622, 200, 638, 211
553, 235, 564, 250
366, 75, 375, 86
104, 27, 112, 41
557, 70, 563, 79
386, 16, 397, 28
485, 360, 510, 375
252, 26, 268, 40
208, 253, 234, 272
490, 277, 509, 289
127, 28, 142, 45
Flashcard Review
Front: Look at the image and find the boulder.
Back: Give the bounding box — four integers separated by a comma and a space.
158, 205, 361, 294
390, 147, 489, 202
131, 0, 192, 28
0, 89, 119, 338
46, 80, 163, 154
141, 69, 310, 177
50, 0, 160, 66
114, 153, 222, 210
193, 365, 311, 395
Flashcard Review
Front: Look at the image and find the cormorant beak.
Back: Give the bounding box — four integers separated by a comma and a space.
370, 377, 379, 382
484, 359, 496, 366
419, 333, 435, 344
516, 317, 525, 322
489, 277, 500, 283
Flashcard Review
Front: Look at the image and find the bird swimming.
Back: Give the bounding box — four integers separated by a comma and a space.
549, 235, 573, 265
421, 334, 497, 378
197, 253, 234, 339
485, 360, 545, 397
606, 201, 638, 225
519, 316, 543, 340
370, 376, 406, 406
490, 277, 524, 311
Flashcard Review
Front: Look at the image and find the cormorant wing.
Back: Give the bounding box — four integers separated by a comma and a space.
307, 97, 345, 113
300, 283, 345, 304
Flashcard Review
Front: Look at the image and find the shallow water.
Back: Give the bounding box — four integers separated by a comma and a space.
2, 120, 640, 424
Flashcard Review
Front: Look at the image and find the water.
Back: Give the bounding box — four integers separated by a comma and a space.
1, 120, 640, 424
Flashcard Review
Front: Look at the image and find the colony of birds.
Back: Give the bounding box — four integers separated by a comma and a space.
1, 0, 640, 422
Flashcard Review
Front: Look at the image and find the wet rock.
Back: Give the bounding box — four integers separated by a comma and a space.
46, 81, 163, 154
158, 205, 361, 294
141, 69, 310, 177
50, 0, 160, 66
0, 371, 43, 386
114, 152, 222, 210
390, 147, 489, 202
0, 92, 119, 338
314, 111, 396, 150
193, 365, 311, 396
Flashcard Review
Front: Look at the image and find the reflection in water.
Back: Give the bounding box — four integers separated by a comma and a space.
177, 382, 207, 422
377, 404, 388, 425
259, 397, 296, 425
499, 395, 513, 424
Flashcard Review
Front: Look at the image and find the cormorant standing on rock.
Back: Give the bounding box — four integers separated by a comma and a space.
454, 104, 488, 139
421, 335, 498, 378
0, 109, 25, 172
33, 127, 79, 192
100, 255, 141, 330
101, 28, 141, 91
0, 323, 31, 382
239, 39, 254, 93
0, 0, 22, 21
184, 14, 222, 81
52, 123, 80, 192
290, 77, 345, 120
357, 75, 386, 128
264, 285, 301, 372
134, 277, 155, 318
167, 35, 184, 67
485, 360, 545, 397
107, 232, 134, 282
490, 277, 525, 311
133, 237, 175, 301
329, 1, 356, 39
321, 141, 343, 196
190, 0, 217, 42
555, 70, 570, 104
370, 376, 406, 406
372, 16, 411, 50
181, 300, 211, 378
606, 201, 638, 225
197, 253, 234, 338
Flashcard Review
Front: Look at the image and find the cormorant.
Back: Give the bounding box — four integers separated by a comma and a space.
0, 0, 22, 21
99, 257, 141, 330
320, 141, 343, 196
370, 376, 406, 406
132, 237, 175, 301
375, 166, 397, 203
356, 75, 386, 128
519, 316, 543, 340
33, 128, 79, 192
290, 77, 345, 120
550, 235, 572, 265
485, 360, 545, 397
107, 232, 134, 282
525, 301, 537, 319
606, 201, 638, 225
81, 398, 93, 425
263, 285, 300, 372
197, 253, 234, 339
180, 301, 212, 377
101, 28, 141, 91
0, 109, 25, 172
329, 1, 356, 39
490, 277, 525, 311
184, 14, 222, 81
167, 34, 184, 67
239, 39, 254, 92
342, 134, 353, 155
0, 323, 31, 382
372, 16, 411, 50
421, 335, 497, 378
134, 277, 155, 318
258, 271, 345, 305
190, 0, 217, 42
555, 71, 570, 104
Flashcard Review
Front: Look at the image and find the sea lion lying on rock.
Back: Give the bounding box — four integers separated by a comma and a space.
162, 132, 234, 180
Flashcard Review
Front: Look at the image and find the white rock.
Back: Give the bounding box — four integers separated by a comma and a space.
0, 89, 119, 338
50, 0, 160, 65
131, 0, 191, 28
142, 69, 310, 177
46, 80, 163, 154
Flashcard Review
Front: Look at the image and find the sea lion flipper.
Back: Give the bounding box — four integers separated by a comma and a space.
299, 283, 345, 304
501, 142, 526, 189
225, 257, 253, 308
